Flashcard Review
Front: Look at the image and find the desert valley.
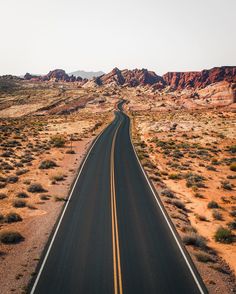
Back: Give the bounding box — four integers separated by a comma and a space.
0, 66, 236, 293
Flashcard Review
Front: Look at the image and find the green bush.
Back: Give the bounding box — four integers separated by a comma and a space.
214, 227, 233, 244
50, 135, 65, 148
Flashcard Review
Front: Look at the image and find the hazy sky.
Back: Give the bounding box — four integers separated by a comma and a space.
0, 0, 235, 75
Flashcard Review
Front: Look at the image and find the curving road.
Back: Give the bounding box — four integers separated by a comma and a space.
30, 101, 207, 294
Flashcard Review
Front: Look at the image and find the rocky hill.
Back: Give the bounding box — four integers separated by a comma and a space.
24, 69, 85, 83
95, 67, 165, 87
163, 66, 236, 90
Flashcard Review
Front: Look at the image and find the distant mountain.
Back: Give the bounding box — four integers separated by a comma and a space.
68, 70, 104, 79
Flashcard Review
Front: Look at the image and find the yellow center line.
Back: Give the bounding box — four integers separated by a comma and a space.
110, 122, 123, 294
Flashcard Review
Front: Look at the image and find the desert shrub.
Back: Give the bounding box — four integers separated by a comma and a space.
54, 196, 67, 202
228, 145, 236, 154
182, 233, 206, 248
227, 221, 236, 230
214, 227, 233, 243
142, 159, 155, 169
27, 183, 46, 193
0, 182, 6, 189
168, 173, 182, 180
51, 174, 65, 182
221, 196, 230, 203
16, 169, 29, 176
230, 210, 236, 217
194, 193, 204, 198
7, 176, 18, 183
16, 192, 29, 198
221, 181, 233, 191
206, 165, 217, 171
0, 214, 3, 222
185, 173, 205, 188
172, 199, 186, 210
0, 193, 7, 200
50, 135, 65, 148
0, 230, 24, 244
161, 189, 175, 198
13, 199, 26, 208
207, 201, 219, 209
66, 149, 76, 154
230, 163, 236, 172
5, 212, 22, 223
40, 194, 50, 200
195, 252, 215, 263
212, 210, 223, 221
182, 226, 197, 233
39, 160, 57, 169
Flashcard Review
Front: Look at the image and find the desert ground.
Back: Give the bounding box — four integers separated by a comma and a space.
0, 79, 116, 293
126, 98, 236, 292
0, 75, 235, 293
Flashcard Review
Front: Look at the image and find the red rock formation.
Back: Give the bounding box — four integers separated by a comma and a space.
163, 66, 236, 90
96, 68, 165, 87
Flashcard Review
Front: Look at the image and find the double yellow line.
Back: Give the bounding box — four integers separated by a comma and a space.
110, 123, 123, 294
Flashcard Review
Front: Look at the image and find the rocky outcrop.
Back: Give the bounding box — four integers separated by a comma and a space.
24, 69, 84, 83
42, 69, 71, 82
96, 68, 165, 87
163, 66, 236, 90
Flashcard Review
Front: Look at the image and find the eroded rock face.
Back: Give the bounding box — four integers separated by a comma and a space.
42, 69, 70, 82
97, 68, 165, 87
163, 66, 236, 90
23, 69, 85, 83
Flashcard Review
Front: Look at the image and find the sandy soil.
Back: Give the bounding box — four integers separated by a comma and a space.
130, 107, 236, 293
0, 110, 113, 294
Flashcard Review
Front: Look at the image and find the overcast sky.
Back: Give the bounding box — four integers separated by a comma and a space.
0, 0, 235, 75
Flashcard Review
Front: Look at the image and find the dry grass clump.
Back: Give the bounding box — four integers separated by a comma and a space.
0, 193, 7, 200
27, 183, 46, 193
182, 232, 207, 248
0, 230, 24, 244
39, 160, 57, 169
172, 199, 186, 210
195, 252, 215, 263
50, 135, 65, 148
161, 189, 175, 198
212, 210, 223, 221
16, 192, 29, 198
207, 201, 219, 209
4, 212, 22, 223
229, 162, 236, 172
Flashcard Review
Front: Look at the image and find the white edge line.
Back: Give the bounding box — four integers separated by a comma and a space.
30, 123, 110, 294
128, 112, 205, 294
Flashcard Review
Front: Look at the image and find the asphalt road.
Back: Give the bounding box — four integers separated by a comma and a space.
30, 101, 207, 294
